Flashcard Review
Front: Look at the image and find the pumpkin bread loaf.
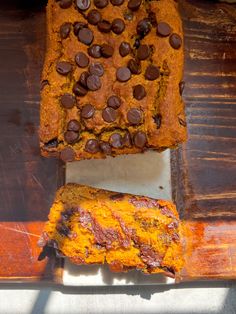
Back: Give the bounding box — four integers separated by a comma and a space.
38, 184, 183, 277
40, 0, 186, 162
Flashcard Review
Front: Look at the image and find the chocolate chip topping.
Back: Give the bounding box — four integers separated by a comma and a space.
157, 22, 172, 37
78, 28, 94, 45
133, 84, 146, 100
124, 11, 133, 21
102, 107, 117, 123
179, 81, 185, 95
44, 138, 59, 149
94, 0, 108, 8
41, 80, 49, 91
75, 52, 89, 68
109, 133, 123, 148
128, 59, 141, 74
79, 71, 89, 87
119, 42, 131, 57
89, 62, 104, 76
60, 93, 76, 109
153, 114, 162, 129
81, 104, 95, 118
97, 20, 111, 33
56, 61, 72, 75
87, 9, 101, 25
60, 22, 71, 39
99, 141, 112, 155
127, 108, 142, 125
116, 67, 131, 82
136, 19, 151, 38
88, 44, 102, 58
148, 11, 157, 26
101, 44, 114, 58
76, 0, 91, 10
110, 0, 124, 5
67, 119, 81, 132
64, 131, 79, 144
133, 38, 140, 49
74, 22, 87, 35
137, 44, 150, 60
60, 147, 75, 162
111, 18, 125, 34
169, 33, 182, 49
86, 74, 101, 90
133, 131, 147, 148
73, 82, 88, 96
107, 95, 121, 109
145, 65, 160, 80
127, 0, 141, 11
122, 131, 132, 147
59, 0, 72, 9
85, 139, 100, 153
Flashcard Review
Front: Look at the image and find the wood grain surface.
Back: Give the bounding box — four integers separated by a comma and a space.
0, 0, 64, 281
172, 0, 236, 280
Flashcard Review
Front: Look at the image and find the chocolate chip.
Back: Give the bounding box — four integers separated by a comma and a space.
60, 147, 75, 162
122, 131, 132, 147
124, 11, 133, 21
127, 0, 141, 11
87, 9, 101, 25
76, 0, 91, 11
94, 0, 108, 8
109, 133, 123, 148
85, 139, 100, 153
110, 193, 124, 200
169, 33, 182, 49
116, 67, 131, 82
74, 22, 87, 35
157, 22, 172, 37
101, 44, 114, 58
111, 18, 125, 34
137, 44, 150, 60
127, 108, 142, 125
99, 141, 112, 154
102, 107, 117, 123
60, 22, 71, 39
44, 138, 59, 148
88, 44, 102, 58
75, 52, 89, 68
56, 61, 72, 75
78, 28, 94, 45
178, 117, 187, 127
107, 95, 121, 109
60, 93, 76, 109
145, 65, 160, 80
148, 11, 157, 26
97, 20, 111, 33
79, 71, 89, 87
119, 42, 131, 57
56, 223, 71, 237
41, 80, 49, 91
179, 81, 185, 95
136, 19, 151, 38
133, 84, 146, 100
128, 59, 141, 74
89, 62, 104, 76
86, 74, 101, 91
133, 38, 140, 49
110, 0, 124, 5
73, 82, 88, 96
59, 0, 72, 9
153, 114, 161, 129
81, 104, 95, 118
64, 131, 79, 144
67, 119, 81, 132
133, 131, 147, 148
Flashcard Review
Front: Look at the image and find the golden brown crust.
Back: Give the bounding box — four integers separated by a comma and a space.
40, 0, 187, 161
39, 184, 183, 277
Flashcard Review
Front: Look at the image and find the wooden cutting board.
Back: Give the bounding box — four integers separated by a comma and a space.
0, 0, 235, 282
